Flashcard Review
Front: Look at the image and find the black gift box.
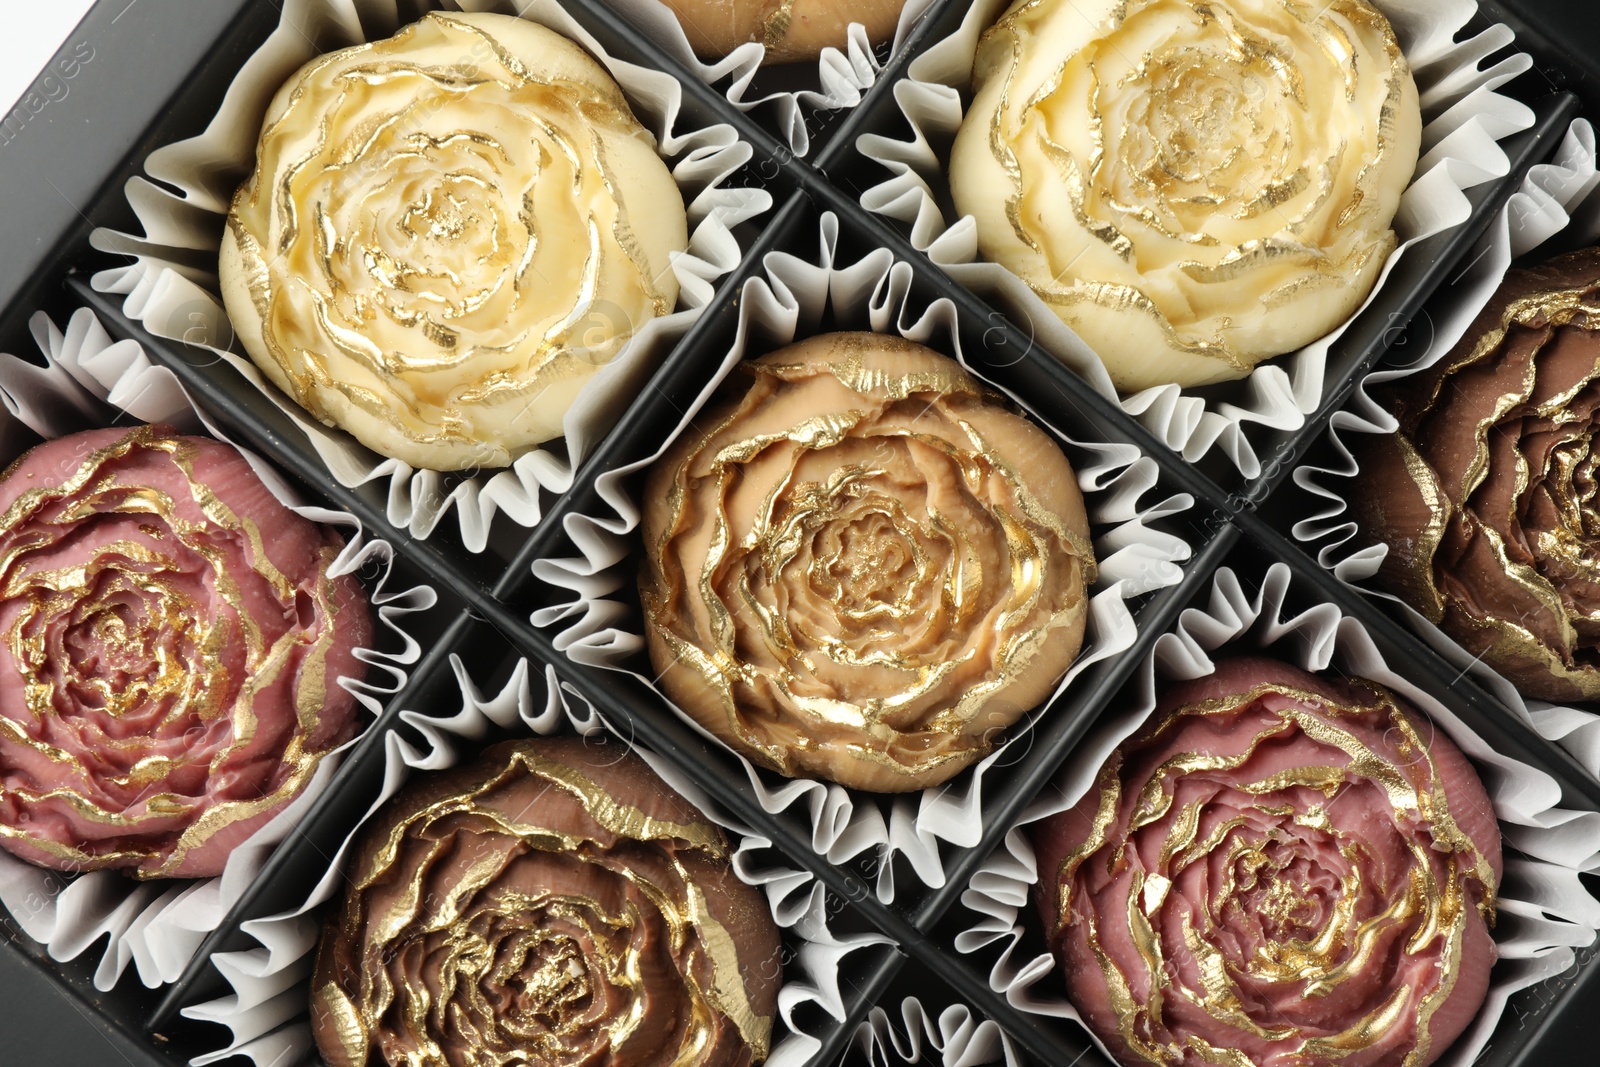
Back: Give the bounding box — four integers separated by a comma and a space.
1, 0, 1598, 1065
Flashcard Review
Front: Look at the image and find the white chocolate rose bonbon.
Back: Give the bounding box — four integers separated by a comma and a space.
949, 0, 1422, 392
640, 334, 1096, 792
221, 12, 688, 471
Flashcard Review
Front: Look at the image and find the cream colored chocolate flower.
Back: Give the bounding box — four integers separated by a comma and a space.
949, 0, 1421, 391
221, 12, 687, 471
640, 334, 1096, 792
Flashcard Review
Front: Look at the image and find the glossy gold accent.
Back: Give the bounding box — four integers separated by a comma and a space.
321, 743, 773, 1067
762, 0, 800, 48
1055, 676, 1498, 1065
0, 426, 350, 878
319, 982, 371, 1066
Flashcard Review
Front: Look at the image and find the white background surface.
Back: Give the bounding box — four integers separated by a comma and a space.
0, 1, 98, 116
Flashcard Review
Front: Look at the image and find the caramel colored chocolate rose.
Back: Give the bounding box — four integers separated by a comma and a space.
653, 0, 909, 63
641, 334, 1095, 792
0, 427, 371, 879
311, 739, 780, 1067
221, 12, 687, 471
1036, 658, 1501, 1067
949, 0, 1421, 391
1359, 249, 1600, 702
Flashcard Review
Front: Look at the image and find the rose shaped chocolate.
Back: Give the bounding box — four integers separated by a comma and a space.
1035, 658, 1501, 1067
640, 334, 1096, 792
0, 426, 371, 879
949, 0, 1421, 392
311, 738, 781, 1067
651, 0, 909, 63
221, 12, 687, 471
1358, 249, 1600, 702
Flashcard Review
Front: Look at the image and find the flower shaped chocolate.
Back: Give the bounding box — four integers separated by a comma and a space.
1360, 249, 1600, 702
0, 426, 371, 879
949, 0, 1421, 391
311, 739, 781, 1067
221, 12, 687, 471
641, 334, 1096, 792
1035, 658, 1501, 1067
659, 0, 908, 63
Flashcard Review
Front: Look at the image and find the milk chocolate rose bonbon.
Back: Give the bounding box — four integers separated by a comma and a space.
310, 738, 781, 1067
949, 0, 1422, 391
641, 333, 1096, 792
1359, 249, 1600, 703
221, 11, 688, 471
1035, 657, 1501, 1067
653, 0, 910, 63
0, 426, 371, 880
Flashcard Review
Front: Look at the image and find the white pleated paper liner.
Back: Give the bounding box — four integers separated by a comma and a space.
1292, 118, 1600, 780
605, 0, 942, 157
943, 561, 1600, 1067
88, 0, 773, 555
177, 654, 894, 1067
531, 209, 1196, 904
854, 999, 1013, 1067
854, 0, 1537, 479
0, 307, 436, 996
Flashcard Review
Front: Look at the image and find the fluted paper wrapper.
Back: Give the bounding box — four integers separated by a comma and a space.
90, 0, 772, 553
0, 308, 435, 993
1293, 119, 1600, 778
853, 997, 1014, 1067
176, 656, 892, 1067
606, 0, 940, 156
941, 562, 1600, 1067
856, 0, 1536, 477
533, 210, 1194, 902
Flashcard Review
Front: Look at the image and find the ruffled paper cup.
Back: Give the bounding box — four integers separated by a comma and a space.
1293, 119, 1600, 781
0, 307, 436, 993
946, 561, 1600, 1067
175, 649, 894, 1067
533, 209, 1196, 902
89, 0, 773, 553
855, 0, 1538, 477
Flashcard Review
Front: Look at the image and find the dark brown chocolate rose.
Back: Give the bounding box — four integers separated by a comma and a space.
311, 738, 781, 1067
1360, 248, 1600, 701
1034, 658, 1501, 1067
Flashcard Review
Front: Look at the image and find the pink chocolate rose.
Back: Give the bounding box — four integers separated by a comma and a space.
1034, 657, 1501, 1067
0, 426, 372, 879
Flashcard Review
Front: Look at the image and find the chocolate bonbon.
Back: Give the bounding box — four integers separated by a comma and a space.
311, 738, 780, 1067
1035, 657, 1501, 1067
0, 426, 370, 879
640, 333, 1095, 792
221, 12, 687, 471
949, 0, 1422, 391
